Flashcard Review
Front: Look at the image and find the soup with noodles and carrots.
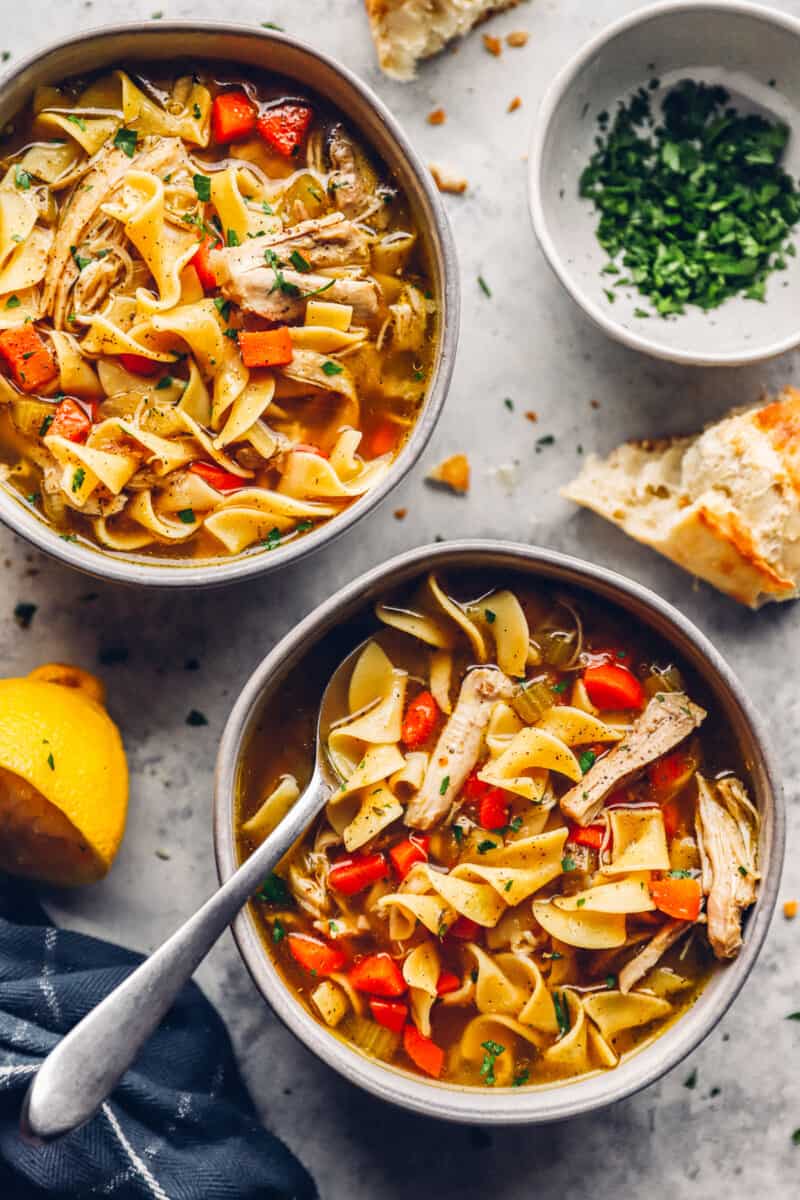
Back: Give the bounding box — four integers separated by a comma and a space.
237, 571, 760, 1089
0, 62, 435, 560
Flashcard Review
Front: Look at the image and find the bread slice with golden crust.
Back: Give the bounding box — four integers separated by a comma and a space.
364, 0, 519, 80
562, 387, 800, 608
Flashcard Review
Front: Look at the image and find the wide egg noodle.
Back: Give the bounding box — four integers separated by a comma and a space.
49, 330, 103, 399
213, 373, 275, 448
604, 809, 670, 875
582, 990, 672, 1040
472, 589, 529, 677
340, 781, 403, 852
459, 1014, 547, 1086
241, 774, 300, 845
532, 899, 628, 950
478, 727, 582, 800
117, 71, 211, 146
542, 991, 590, 1074
554, 872, 656, 914
535, 706, 624, 746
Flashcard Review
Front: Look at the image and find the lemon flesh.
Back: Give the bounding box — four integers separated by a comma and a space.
0, 675, 128, 885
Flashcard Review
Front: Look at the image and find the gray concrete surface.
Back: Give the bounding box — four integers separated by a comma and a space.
1, 1, 798, 1196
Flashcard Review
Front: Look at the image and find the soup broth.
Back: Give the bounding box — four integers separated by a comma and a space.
0, 62, 435, 560
237, 571, 760, 1088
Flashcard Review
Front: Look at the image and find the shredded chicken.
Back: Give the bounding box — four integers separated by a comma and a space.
326, 124, 389, 226
405, 667, 514, 830
213, 213, 371, 278
618, 919, 690, 993
695, 775, 759, 959
280, 348, 357, 402
216, 264, 379, 324
389, 284, 428, 352
560, 692, 707, 825
43, 138, 184, 328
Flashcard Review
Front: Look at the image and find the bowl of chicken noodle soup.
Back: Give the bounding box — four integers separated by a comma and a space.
215, 542, 782, 1123
0, 25, 457, 585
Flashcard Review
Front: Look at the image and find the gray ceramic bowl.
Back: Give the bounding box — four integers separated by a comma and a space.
0, 23, 458, 587
529, 0, 800, 366
214, 540, 783, 1124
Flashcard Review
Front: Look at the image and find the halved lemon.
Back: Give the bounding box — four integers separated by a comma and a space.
0, 664, 128, 885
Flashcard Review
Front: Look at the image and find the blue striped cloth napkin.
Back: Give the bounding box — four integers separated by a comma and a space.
0, 878, 316, 1199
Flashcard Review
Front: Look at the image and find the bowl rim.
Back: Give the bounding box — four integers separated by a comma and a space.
528, 0, 800, 367
0, 21, 459, 588
213, 538, 784, 1124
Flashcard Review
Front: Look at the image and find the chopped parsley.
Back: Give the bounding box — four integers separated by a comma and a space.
193, 173, 211, 202
258, 872, 291, 904
70, 245, 92, 271
684, 1068, 698, 1089
226, 228, 240, 247
439, 775, 450, 795
484, 608, 496, 624
272, 920, 286, 943
155, 376, 173, 390
71, 467, 85, 493
503, 397, 514, 411
186, 709, 208, 727
606, 974, 617, 990
477, 839, 497, 854
452, 824, 465, 845
38, 413, 54, 437
262, 527, 282, 551
113, 127, 138, 158
47, 752, 55, 771
13, 602, 36, 629
295, 519, 314, 534
511, 1068, 530, 1088
214, 297, 232, 320
579, 80, 800, 315
66, 114, 87, 131
477, 275, 492, 298
321, 360, 343, 376
668, 868, 692, 878
289, 249, 312, 272
177, 508, 196, 524
262, 21, 284, 30
479, 1040, 505, 1086
5, 294, 20, 309
551, 680, 568, 694
552, 992, 570, 1038
14, 165, 31, 190
535, 434, 555, 451
579, 749, 596, 774
265, 248, 301, 297
561, 856, 576, 872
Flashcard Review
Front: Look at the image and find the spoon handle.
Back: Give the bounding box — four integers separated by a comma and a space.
23, 768, 327, 1142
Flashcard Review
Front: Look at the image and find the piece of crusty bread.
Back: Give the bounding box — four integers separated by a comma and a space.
364, 0, 519, 80
562, 387, 800, 608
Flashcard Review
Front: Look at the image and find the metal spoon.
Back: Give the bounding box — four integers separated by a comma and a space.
22, 637, 371, 1141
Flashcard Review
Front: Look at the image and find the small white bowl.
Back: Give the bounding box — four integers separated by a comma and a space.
529, 1, 800, 366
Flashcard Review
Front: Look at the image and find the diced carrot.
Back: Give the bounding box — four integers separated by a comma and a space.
566, 822, 605, 851
238, 327, 294, 369
389, 836, 429, 880
464, 768, 491, 801
447, 915, 480, 941
436, 971, 461, 996
478, 789, 510, 831
256, 102, 313, 158
369, 999, 408, 1033
0, 325, 58, 393
649, 751, 695, 794
328, 852, 388, 896
287, 932, 345, 976
583, 663, 644, 711
368, 420, 397, 458
661, 799, 681, 839
401, 691, 439, 748
649, 877, 702, 921
211, 91, 257, 143
189, 461, 245, 493
48, 397, 91, 444
403, 1024, 445, 1078
350, 953, 407, 997
192, 233, 222, 291
118, 352, 160, 377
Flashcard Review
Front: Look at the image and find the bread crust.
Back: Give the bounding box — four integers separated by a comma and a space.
563, 388, 800, 608
364, 0, 519, 80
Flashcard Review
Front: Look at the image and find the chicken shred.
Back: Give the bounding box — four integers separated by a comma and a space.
695, 775, 759, 959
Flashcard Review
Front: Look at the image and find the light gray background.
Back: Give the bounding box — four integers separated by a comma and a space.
1, 2, 798, 1196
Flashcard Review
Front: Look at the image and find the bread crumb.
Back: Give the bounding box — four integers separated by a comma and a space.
429, 163, 468, 195
590, 398, 600, 409
393, 507, 407, 520
524, 410, 538, 423
482, 33, 502, 56
427, 107, 446, 126
784, 898, 798, 919
507, 31, 529, 47
428, 453, 470, 494
508, 96, 522, 113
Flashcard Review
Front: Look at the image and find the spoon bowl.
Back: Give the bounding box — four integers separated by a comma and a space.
21, 638, 372, 1142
